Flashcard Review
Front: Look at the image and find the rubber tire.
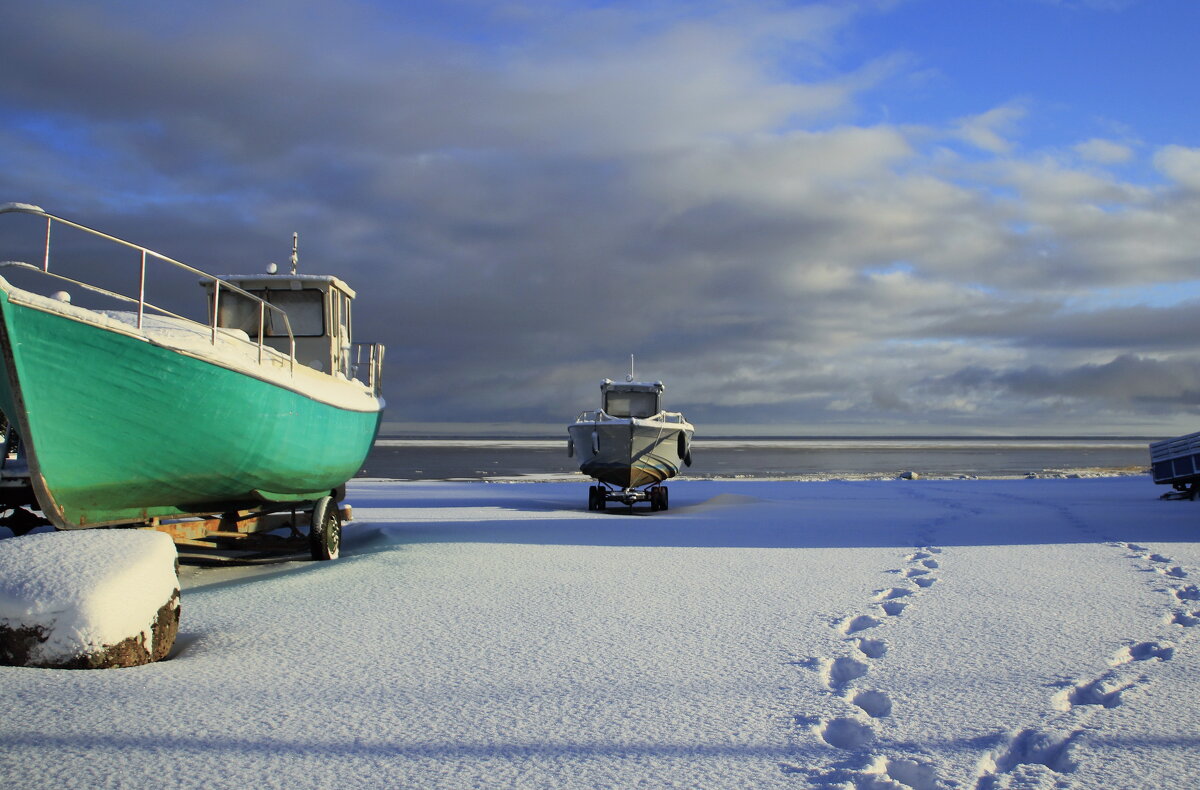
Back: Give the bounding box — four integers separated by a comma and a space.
660, 487, 669, 511
309, 495, 342, 561
587, 486, 597, 511
596, 490, 606, 511
649, 487, 662, 511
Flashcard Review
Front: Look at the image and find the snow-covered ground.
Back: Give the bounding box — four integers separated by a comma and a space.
2, 476, 1198, 789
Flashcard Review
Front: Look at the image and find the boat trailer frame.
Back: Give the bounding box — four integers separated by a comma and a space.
587, 482, 670, 512
0, 496, 350, 562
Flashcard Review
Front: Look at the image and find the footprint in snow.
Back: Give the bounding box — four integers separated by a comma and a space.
1168, 610, 1200, 627
1111, 640, 1174, 665
864, 756, 943, 790
821, 656, 869, 688
877, 600, 908, 617
976, 727, 1081, 786
873, 587, 914, 601
839, 614, 883, 635
1049, 643, 1171, 713
1052, 674, 1132, 711
789, 757, 943, 790
856, 637, 888, 659
851, 689, 893, 718
1172, 585, 1200, 602
816, 716, 874, 749
912, 576, 938, 589
905, 567, 931, 577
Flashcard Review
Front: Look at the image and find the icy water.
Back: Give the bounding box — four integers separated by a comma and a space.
357, 436, 1154, 481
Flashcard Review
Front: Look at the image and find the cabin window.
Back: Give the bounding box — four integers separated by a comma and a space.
604, 390, 659, 418
217, 289, 326, 338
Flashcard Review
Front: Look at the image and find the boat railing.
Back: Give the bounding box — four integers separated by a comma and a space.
350, 342, 386, 395
0, 203, 297, 374
576, 409, 688, 424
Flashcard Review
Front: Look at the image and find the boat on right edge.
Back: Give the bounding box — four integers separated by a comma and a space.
567, 363, 694, 511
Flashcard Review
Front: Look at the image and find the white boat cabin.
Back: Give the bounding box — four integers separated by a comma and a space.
207, 273, 357, 378
601, 379, 664, 419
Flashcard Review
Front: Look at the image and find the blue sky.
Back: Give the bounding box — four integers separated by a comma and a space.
850, 0, 1200, 152
4, 0, 1200, 434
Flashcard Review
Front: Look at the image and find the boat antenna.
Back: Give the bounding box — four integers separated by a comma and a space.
290, 232, 299, 275
627, 354, 635, 383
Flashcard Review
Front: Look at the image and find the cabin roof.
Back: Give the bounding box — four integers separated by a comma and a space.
601, 378, 664, 393
214, 273, 357, 299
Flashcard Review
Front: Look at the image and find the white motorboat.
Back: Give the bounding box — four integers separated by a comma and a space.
568, 368, 693, 511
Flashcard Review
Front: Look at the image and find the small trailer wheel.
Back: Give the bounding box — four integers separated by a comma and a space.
309, 495, 342, 561
660, 486, 669, 511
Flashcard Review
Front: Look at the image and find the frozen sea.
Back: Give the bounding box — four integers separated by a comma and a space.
360, 435, 1153, 481
4, 474, 1200, 789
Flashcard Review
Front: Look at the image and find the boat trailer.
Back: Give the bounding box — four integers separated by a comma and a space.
587, 483, 670, 512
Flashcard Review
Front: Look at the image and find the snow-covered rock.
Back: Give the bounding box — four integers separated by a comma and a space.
0, 530, 179, 669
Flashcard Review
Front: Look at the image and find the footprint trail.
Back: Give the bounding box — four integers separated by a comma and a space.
781, 533, 948, 787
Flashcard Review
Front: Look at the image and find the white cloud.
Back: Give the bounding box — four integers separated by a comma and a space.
1074, 138, 1134, 164
1154, 145, 1200, 190
954, 104, 1027, 154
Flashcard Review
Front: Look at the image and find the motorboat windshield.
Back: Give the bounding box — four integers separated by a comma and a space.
604, 389, 658, 418
602, 380, 663, 418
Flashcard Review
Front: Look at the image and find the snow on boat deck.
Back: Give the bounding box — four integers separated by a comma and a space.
2, 476, 1199, 789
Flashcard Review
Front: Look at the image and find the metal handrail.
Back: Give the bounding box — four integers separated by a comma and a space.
350, 341, 386, 395
0, 203, 297, 374
575, 409, 688, 423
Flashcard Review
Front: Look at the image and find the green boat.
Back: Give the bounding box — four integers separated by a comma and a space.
0, 203, 385, 560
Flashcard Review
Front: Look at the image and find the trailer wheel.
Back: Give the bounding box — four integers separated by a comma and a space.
660, 486, 669, 511
309, 495, 341, 561
587, 486, 597, 511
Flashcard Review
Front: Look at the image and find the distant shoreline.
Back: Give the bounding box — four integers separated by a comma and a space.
359, 435, 1154, 483
356, 469, 1151, 484
373, 436, 1154, 448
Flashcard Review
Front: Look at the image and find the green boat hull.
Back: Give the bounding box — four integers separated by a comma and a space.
0, 286, 382, 528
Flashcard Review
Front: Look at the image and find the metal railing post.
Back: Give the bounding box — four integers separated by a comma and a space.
42, 216, 51, 272
210, 281, 220, 344
258, 302, 266, 364
137, 250, 146, 329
